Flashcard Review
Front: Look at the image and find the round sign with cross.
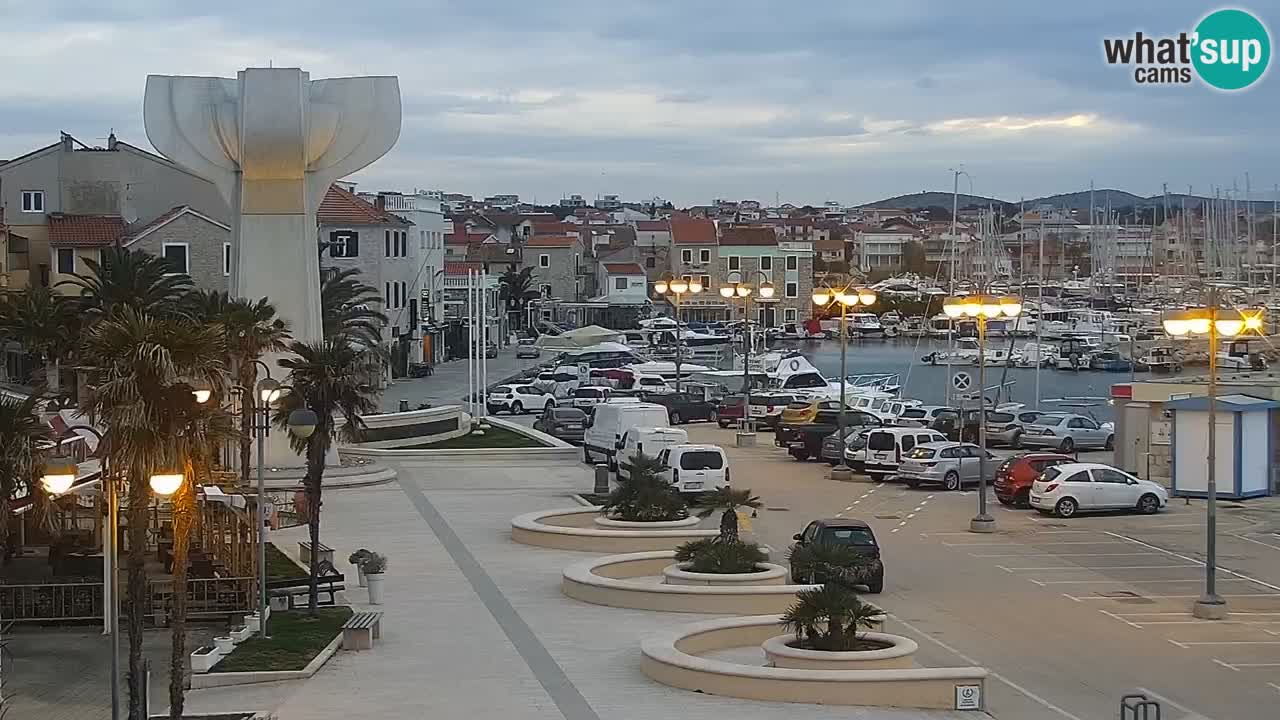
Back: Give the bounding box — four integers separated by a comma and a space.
951, 372, 973, 392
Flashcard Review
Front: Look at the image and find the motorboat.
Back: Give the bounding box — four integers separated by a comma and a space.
847, 313, 885, 338
1140, 346, 1182, 374
927, 314, 955, 338
921, 338, 981, 366
1015, 342, 1058, 368
1087, 350, 1142, 373
1055, 338, 1099, 371
899, 315, 928, 338
880, 311, 902, 328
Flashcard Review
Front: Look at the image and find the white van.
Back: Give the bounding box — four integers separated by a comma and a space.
657, 444, 730, 494
572, 386, 612, 408
860, 427, 947, 480
617, 426, 689, 480
583, 402, 671, 468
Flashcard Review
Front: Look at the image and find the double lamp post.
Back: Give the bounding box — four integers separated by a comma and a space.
811, 285, 877, 482
653, 274, 703, 392
720, 271, 775, 442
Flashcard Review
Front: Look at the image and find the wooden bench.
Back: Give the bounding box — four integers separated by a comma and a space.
298, 541, 334, 566
266, 573, 345, 610
341, 610, 383, 650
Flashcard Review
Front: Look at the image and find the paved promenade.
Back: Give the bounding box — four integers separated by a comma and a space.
184, 453, 986, 720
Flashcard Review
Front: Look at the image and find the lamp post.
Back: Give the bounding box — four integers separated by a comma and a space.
943, 295, 1022, 533
41, 436, 186, 720
813, 285, 877, 482
654, 274, 703, 392
720, 272, 774, 442
1162, 294, 1261, 620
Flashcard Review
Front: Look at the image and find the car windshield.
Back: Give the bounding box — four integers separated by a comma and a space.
987, 412, 1014, 423
493, 386, 514, 394
906, 447, 937, 459
901, 409, 928, 419
573, 388, 603, 397
553, 409, 585, 420
1040, 466, 1065, 482
867, 432, 894, 451
1036, 415, 1068, 426
820, 527, 877, 547
678, 451, 724, 470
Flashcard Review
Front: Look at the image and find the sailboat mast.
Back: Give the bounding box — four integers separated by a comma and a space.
1036, 208, 1045, 411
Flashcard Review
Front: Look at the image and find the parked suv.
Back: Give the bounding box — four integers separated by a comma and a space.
994, 452, 1074, 506
715, 395, 746, 428
637, 391, 717, 424
789, 518, 884, 593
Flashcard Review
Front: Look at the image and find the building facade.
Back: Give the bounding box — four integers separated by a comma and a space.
524, 234, 585, 301
121, 206, 232, 292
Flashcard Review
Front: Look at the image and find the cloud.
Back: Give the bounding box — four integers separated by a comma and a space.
1, 0, 1275, 205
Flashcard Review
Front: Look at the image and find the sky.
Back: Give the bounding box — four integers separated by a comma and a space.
1, 0, 1277, 207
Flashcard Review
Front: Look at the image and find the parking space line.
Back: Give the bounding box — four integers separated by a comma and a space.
941, 540, 1127, 547
1140, 619, 1280, 626
1231, 533, 1280, 553
1033, 578, 1254, 585
972, 552, 1157, 558
1065, 593, 1280, 601
1172, 640, 1280, 646
1104, 531, 1280, 593
1099, 609, 1143, 628
1268, 681, 1280, 694
1213, 658, 1240, 671
1005, 564, 1200, 571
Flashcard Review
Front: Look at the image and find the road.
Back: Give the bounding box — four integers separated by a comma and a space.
661, 422, 1280, 720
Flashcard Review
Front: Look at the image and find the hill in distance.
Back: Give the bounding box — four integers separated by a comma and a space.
859, 188, 1277, 212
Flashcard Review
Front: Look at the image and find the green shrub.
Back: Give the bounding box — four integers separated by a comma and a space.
787, 542, 871, 586
781, 585, 882, 651
674, 539, 767, 574
601, 451, 688, 522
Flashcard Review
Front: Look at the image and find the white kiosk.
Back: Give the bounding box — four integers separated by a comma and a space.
1168, 393, 1277, 500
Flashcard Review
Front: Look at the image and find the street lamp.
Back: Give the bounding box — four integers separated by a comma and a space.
40, 457, 78, 495
942, 295, 1022, 533
148, 471, 184, 497
653, 273, 703, 391
721, 272, 774, 440
287, 408, 319, 439
1161, 297, 1262, 621
813, 285, 876, 481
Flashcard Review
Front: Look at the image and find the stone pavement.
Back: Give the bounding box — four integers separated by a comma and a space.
184, 453, 987, 720
378, 348, 544, 412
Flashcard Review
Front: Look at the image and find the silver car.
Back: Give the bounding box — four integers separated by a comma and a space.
897, 441, 996, 491
1020, 413, 1114, 453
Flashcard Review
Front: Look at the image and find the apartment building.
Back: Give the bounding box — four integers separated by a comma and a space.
524, 233, 585, 301
855, 228, 918, 272
717, 225, 813, 327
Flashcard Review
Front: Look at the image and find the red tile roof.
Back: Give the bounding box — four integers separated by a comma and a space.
48, 214, 126, 247
670, 217, 717, 245
603, 262, 646, 274
718, 226, 777, 247
444, 261, 482, 275
815, 237, 846, 252
318, 184, 412, 226
446, 232, 493, 246
532, 220, 579, 235
635, 220, 669, 232
525, 235, 579, 248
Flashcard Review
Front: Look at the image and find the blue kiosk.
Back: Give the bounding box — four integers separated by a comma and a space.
1167, 393, 1278, 500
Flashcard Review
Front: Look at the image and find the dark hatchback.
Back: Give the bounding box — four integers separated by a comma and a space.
789, 518, 884, 593
532, 407, 588, 444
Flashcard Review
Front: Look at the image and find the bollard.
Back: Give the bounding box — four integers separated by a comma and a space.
399, 399, 409, 412
594, 464, 611, 495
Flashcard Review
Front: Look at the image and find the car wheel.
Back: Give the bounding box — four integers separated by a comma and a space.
1016, 490, 1031, 508
1136, 493, 1160, 515
1009, 432, 1023, 450
718, 420, 730, 429
583, 447, 594, 464
1054, 497, 1079, 518
512, 401, 524, 414
943, 471, 961, 491
906, 479, 921, 489
789, 449, 810, 461
670, 411, 682, 424
868, 473, 885, 482
1059, 436, 1074, 453
997, 495, 1013, 506
1104, 434, 1115, 451
865, 577, 884, 594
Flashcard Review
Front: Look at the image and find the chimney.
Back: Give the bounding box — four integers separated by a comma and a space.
107, 132, 118, 150
60, 132, 73, 151
375, 194, 386, 210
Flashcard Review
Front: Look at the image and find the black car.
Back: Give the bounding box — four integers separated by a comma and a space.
790, 518, 884, 593
777, 409, 880, 461
636, 391, 717, 424
532, 407, 588, 444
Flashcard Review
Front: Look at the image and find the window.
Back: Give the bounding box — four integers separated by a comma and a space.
540, 283, 552, 297
645, 256, 655, 268
759, 256, 773, 273
400, 231, 408, 257
681, 249, 692, 264
385, 282, 391, 307
785, 254, 798, 271
700, 274, 710, 289
329, 230, 358, 257
1092, 469, 1133, 484
699, 248, 710, 263
614, 277, 628, 290
385, 230, 392, 257
785, 281, 798, 298
223, 243, 232, 276
56, 248, 75, 274
901, 435, 916, 452
784, 307, 797, 322
21, 190, 44, 213
162, 243, 189, 274
728, 255, 740, 271
821, 527, 877, 547
679, 450, 724, 471
539, 254, 550, 268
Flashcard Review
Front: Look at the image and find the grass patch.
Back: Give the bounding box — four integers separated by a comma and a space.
265, 542, 308, 582
401, 424, 548, 449
212, 607, 353, 673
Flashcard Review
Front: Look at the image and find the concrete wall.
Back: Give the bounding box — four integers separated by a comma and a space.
126, 212, 231, 293
320, 222, 418, 342
528, 243, 583, 301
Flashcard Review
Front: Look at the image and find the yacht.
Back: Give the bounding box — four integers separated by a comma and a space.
927, 314, 955, 338
847, 313, 885, 338
921, 338, 980, 365
1140, 346, 1182, 374
899, 316, 928, 338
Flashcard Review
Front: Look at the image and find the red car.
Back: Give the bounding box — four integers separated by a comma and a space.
994, 452, 1074, 507
715, 395, 746, 428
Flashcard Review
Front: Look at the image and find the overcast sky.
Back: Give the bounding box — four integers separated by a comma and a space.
2, 0, 1276, 206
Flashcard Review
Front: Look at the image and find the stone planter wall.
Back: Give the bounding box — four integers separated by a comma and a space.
762, 632, 918, 670
512, 508, 718, 553
594, 515, 700, 530
662, 563, 787, 586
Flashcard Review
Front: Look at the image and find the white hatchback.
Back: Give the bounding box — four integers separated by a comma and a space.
1030, 462, 1168, 518
486, 384, 557, 415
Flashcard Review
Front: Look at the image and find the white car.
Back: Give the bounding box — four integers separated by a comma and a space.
656, 444, 730, 494
1029, 462, 1168, 518
486, 384, 557, 415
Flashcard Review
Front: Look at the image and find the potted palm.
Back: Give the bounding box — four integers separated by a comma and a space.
765, 585, 915, 670
664, 488, 787, 585
349, 548, 373, 587
363, 552, 388, 605
598, 452, 692, 526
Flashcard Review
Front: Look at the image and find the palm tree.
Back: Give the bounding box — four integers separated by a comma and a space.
0, 394, 50, 558
274, 339, 378, 615
0, 287, 79, 396
601, 452, 688, 522
786, 542, 871, 586
498, 265, 540, 329
321, 268, 387, 348
185, 291, 290, 486
694, 487, 762, 544
62, 246, 193, 320
780, 584, 881, 651
77, 308, 226, 720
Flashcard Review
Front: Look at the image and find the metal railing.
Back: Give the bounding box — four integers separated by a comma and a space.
147, 576, 255, 620
0, 581, 104, 622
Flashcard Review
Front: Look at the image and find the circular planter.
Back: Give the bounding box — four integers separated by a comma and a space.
662, 563, 787, 586
762, 632, 918, 670
594, 515, 700, 530
512, 508, 718, 552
